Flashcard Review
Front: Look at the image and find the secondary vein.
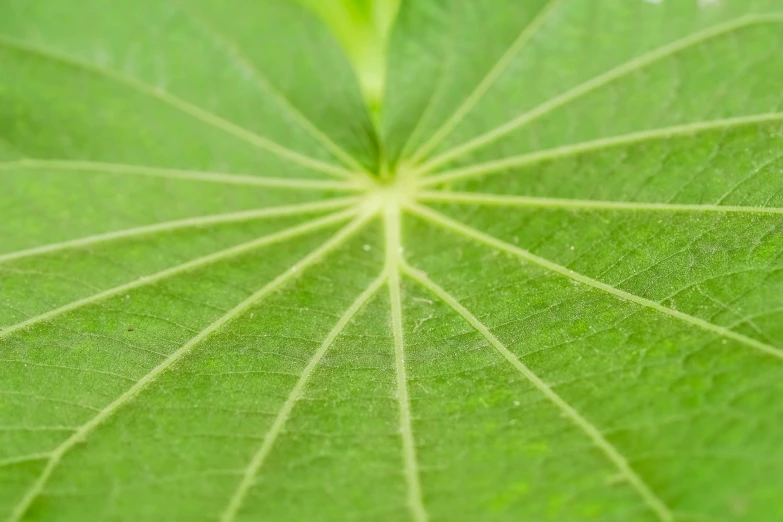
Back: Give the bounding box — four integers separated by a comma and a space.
0, 453, 52, 470
0, 197, 360, 265
0, 35, 363, 182
219, 273, 387, 522
7, 212, 374, 522
416, 112, 783, 184
407, 203, 783, 362
384, 204, 429, 522
0, 158, 368, 190
176, 1, 371, 176
401, 262, 673, 522
407, 0, 562, 165
0, 209, 357, 341
415, 14, 783, 174
417, 191, 783, 215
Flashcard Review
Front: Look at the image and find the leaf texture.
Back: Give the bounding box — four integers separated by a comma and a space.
1, 1, 783, 521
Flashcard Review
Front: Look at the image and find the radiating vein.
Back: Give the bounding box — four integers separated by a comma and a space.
395, 44, 454, 165
384, 204, 429, 522
0, 197, 359, 265
7, 212, 374, 522
393, 1, 474, 164
400, 262, 673, 522
407, 203, 783, 361
0, 359, 134, 382
417, 191, 783, 215
415, 13, 783, 174
0, 209, 358, 341
417, 112, 783, 185
0, 35, 363, 181
0, 453, 51, 470
177, 1, 370, 175
0, 158, 368, 190
0, 426, 76, 433
0, 391, 99, 413
407, 0, 562, 165
219, 273, 387, 522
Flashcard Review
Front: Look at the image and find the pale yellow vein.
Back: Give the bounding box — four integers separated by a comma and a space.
416, 113, 783, 184
384, 203, 429, 522
219, 272, 387, 522
407, 203, 783, 361
0, 426, 76, 433
0, 197, 359, 265
0, 158, 368, 190
417, 191, 783, 215
0, 35, 363, 182
0, 453, 52, 470
176, 1, 371, 176
415, 14, 783, 174
0, 209, 357, 341
401, 262, 674, 522
407, 0, 563, 165
7, 212, 374, 522
0, 359, 135, 382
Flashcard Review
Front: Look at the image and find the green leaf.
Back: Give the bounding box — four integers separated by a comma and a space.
1, 1, 783, 521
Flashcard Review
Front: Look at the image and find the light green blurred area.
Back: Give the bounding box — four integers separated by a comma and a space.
297, 0, 400, 125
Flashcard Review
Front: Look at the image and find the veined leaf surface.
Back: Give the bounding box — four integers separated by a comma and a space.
1, 1, 783, 521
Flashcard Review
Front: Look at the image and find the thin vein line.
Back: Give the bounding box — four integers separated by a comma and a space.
394, 0, 468, 164
415, 14, 783, 174
0, 453, 51, 470
0, 391, 99, 413
417, 113, 783, 185
177, 1, 370, 176
0, 426, 76, 433
407, 0, 562, 165
396, 64, 451, 165
7, 212, 374, 522
0, 158, 368, 190
0, 197, 359, 265
407, 203, 783, 361
219, 273, 387, 522
0, 209, 358, 341
417, 191, 783, 215
400, 262, 673, 522
0, 35, 363, 182
0, 359, 135, 382
384, 204, 429, 522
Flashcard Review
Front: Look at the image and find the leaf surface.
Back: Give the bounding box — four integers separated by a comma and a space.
1, 1, 783, 521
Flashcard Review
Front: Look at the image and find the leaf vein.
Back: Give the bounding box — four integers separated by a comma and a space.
417, 190, 783, 215
418, 112, 783, 184
219, 273, 386, 522
408, 203, 783, 361
176, 1, 370, 175
416, 14, 783, 174
0, 36, 362, 181
407, 0, 562, 165
6, 212, 373, 522
401, 261, 674, 522
0, 209, 357, 341
0, 159, 368, 190
385, 204, 429, 522
0, 196, 359, 265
